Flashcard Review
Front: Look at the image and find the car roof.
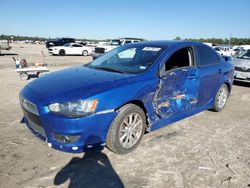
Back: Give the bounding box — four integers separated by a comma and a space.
120, 38, 144, 40
133, 40, 202, 48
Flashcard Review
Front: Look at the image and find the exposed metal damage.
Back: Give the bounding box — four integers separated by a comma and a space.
152, 68, 199, 119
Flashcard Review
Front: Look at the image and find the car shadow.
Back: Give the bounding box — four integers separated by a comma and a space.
54, 149, 124, 188
0, 53, 18, 56
233, 81, 250, 87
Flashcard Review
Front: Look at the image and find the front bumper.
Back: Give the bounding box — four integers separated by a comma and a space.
234, 70, 250, 83
20, 89, 117, 153
48, 49, 59, 55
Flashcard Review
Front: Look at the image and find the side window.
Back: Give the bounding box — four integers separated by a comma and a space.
196, 45, 220, 66
165, 47, 192, 71
72, 44, 82, 47
124, 40, 132, 44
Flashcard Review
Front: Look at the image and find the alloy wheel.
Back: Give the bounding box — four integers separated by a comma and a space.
119, 113, 143, 149
217, 86, 228, 109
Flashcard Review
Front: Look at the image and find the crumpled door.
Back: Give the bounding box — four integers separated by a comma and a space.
154, 67, 200, 118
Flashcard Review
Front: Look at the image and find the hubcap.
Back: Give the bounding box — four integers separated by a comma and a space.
217, 87, 228, 109
119, 113, 143, 149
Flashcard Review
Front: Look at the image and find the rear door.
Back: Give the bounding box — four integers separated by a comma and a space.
194, 45, 222, 106
70, 44, 83, 55
155, 46, 200, 118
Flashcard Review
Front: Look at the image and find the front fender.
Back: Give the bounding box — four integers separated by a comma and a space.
91, 78, 159, 124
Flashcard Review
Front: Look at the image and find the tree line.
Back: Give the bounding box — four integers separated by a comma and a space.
0, 34, 100, 42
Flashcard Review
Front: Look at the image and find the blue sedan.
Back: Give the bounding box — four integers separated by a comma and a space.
20, 41, 234, 154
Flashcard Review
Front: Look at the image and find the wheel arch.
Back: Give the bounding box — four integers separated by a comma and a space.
222, 81, 232, 94
115, 100, 150, 131
59, 49, 65, 55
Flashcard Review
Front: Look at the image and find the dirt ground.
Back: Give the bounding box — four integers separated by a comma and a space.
0, 44, 249, 188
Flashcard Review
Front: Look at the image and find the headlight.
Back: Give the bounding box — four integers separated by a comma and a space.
48, 99, 98, 117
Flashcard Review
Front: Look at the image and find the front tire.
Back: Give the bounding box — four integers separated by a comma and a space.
59, 50, 65, 56
212, 84, 229, 112
106, 104, 146, 154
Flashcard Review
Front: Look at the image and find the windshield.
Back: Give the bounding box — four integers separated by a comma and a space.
87, 45, 165, 74
237, 50, 250, 59
110, 40, 121, 46
63, 43, 70, 47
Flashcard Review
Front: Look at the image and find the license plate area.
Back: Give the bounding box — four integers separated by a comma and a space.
236, 72, 247, 79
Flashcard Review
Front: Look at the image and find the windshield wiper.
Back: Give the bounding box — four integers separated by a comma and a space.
93, 66, 128, 74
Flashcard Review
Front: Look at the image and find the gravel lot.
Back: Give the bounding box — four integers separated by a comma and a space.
0, 44, 249, 188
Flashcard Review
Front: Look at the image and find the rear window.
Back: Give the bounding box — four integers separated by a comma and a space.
196, 45, 220, 66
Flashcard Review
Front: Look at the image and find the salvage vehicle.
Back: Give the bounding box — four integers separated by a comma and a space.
45, 38, 75, 49
92, 38, 144, 59
233, 49, 250, 82
20, 41, 234, 154
48, 43, 92, 56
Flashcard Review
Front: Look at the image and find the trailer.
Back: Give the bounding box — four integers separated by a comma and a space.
13, 51, 49, 80
15, 66, 49, 80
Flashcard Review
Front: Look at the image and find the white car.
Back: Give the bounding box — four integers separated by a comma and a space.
48, 43, 92, 56
92, 38, 144, 59
213, 46, 231, 56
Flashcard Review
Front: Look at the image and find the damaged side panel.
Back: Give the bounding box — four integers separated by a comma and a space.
153, 68, 200, 119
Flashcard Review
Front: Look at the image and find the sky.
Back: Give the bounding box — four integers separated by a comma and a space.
0, 0, 250, 40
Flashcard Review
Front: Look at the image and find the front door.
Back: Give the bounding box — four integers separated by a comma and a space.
155, 46, 200, 118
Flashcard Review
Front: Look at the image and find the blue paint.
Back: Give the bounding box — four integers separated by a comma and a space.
19, 41, 234, 153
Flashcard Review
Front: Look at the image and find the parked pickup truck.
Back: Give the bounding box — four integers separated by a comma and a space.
45, 38, 75, 49
92, 38, 144, 59
0, 40, 11, 54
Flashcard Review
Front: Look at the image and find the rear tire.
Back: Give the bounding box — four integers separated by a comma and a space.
82, 50, 88, 56
59, 50, 65, 56
106, 104, 146, 154
212, 84, 229, 112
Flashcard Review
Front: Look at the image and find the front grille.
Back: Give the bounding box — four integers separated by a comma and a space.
28, 120, 46, 138
22, 108, 46, 138
22, 108, 41, 125
95, 47, 105, 54
234, 66, 250, 72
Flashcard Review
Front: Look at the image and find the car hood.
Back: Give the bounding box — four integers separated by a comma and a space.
233, 58, 250, 68
25, 66, 136, 103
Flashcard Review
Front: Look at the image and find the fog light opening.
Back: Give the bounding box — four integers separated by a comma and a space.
53, 133, 80, 144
